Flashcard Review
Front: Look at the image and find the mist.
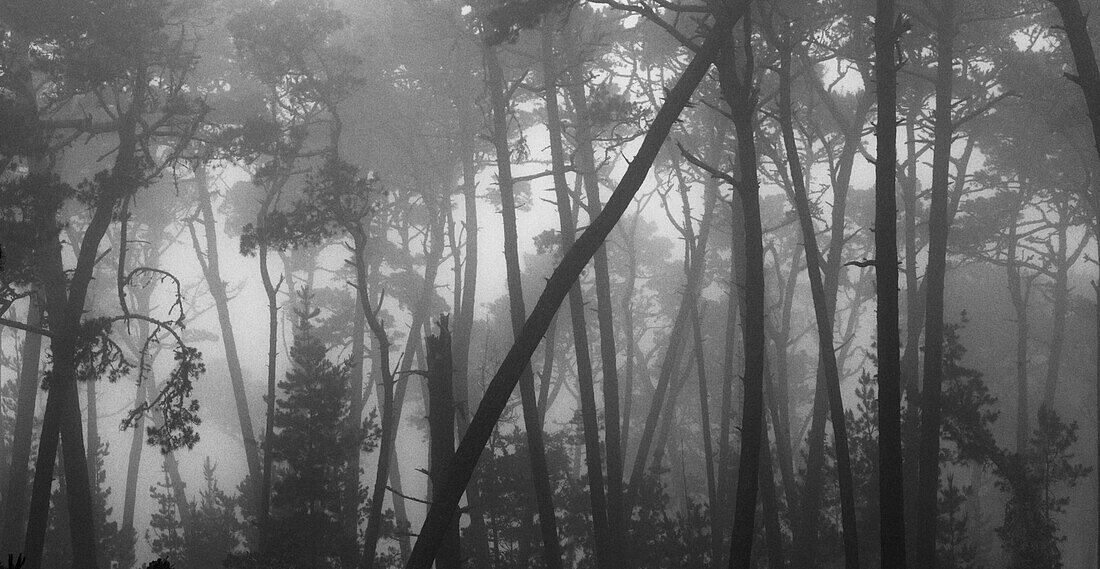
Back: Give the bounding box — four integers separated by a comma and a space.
1, 0, 1100, 568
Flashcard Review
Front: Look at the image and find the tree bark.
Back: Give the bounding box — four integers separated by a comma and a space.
874, 0, 908, 564
403, 11, 740, 566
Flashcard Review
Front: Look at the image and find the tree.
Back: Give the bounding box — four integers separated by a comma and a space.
0, 1, 209, 565
874, 0, 909, 564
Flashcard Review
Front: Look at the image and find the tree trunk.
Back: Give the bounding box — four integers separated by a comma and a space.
716, 11, 767, 568
690, 300, 718, 522
874, 0, 908, 564
426, 317, 460, 569
121, 380, 145, 546
450, 107, 491, 567
189, 165, 262, 484
355, 229, 398, 569
715, 189, 746, 569
404, 11, 739, 566
486, 40, 564, 569
1005, 211, 1031, 453
760, 397, 784, 569
257, 235, 280, 554
916, 5, 956, 565
771, 28, 860, 569
1041, 218, 1074, 410
1, 297, 43, 554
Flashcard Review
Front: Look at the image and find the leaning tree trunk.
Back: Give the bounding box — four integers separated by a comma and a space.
770, 26, 861, 569
916, 4, 956, 565
403, 10, 741, 566
189, 165, 262, 485
486, 41, 564, 569
874, 0, 908, 565
1, 296, 43, 554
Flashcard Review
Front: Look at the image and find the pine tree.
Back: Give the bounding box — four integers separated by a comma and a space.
266, 289, 375, 568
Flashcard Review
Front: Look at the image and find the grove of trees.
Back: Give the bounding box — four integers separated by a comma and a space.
3, 0, 1100, 568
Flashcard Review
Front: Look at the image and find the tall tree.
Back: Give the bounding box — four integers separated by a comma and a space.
874, 0, 908, 565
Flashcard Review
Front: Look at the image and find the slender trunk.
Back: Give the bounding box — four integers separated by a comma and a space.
1041, 222, 1071, 410
874, 0, 908, 564
355, 230, 397, 569
426, 318, 460, 569
717, 11, 767, 568
715, 190, 746, 569
121, 380, 145, 543
451, 108, 490, 567
916, 5, 956, 565
486, 41, 564, 569
257, 237, 279, 554
562, 20, 626, 553
690, 301, 718, 521
541, 22, 611, 565
1006, 213, 1030, 453
342, 303, 365, 567
621, 217, 640, 458
771, 29, 860, 569
760, 395, 784, 569
1, 297, 43, 553
189, 166, 262, 484
769, 249, 799, 509
404, 12, 739, 565
537, 315, 559, 421
901, 102, 924, 561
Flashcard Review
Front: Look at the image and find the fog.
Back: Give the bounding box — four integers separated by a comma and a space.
2, 1, 1100, 568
